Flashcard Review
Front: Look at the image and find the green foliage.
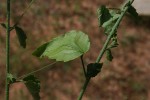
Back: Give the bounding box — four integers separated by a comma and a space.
15, 26, 27, 48
97, 5, 120, 62
106, 36, 118, 62
4, 0, 137, 100
0, 24, 27, 49
32, 42, 49, 57
106, 49, 113, 61
0, 23, 14, 30
7, 73, 16, 84
87, 63, 103, 77
0, 23, 27, 48
127, 5, 139, 20
33, 30, 90, 62
97, 5, 120, 35
97, 5, 111, 27
23, 75, 40, 100
1, 23, 7, 28
107, 37, 118, 49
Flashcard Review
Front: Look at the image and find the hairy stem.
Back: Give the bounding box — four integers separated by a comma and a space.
5, 0, 11, 100
77, 0, 134, 99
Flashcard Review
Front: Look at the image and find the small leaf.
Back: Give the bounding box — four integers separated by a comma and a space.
97, 6, 120, 35
1, 23, 6, 28
23, 75, 40, 100
108, 37, 119, 49
127, 5, 139, 20
103, 14, 119, 35
15, 26, 27, 48
109, 9, 121, 16
0, 23, 14, 31
106, 49, 113, 61
87, 63, 103, 78
7, 73, 16, 84
97, 5, 112, 27
33, 30, 90, 62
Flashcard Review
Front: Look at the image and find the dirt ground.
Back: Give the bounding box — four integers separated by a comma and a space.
0, 0, 150, 100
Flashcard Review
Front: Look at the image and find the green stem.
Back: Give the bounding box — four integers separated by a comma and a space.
77, 77, 90, 100
77, 0, 134, 99
14, 0, 35, 26
80, 56, 86, 77
17, 62, 57, 79
5, 0, 11, 100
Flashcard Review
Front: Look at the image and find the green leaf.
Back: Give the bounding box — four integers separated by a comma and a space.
97, 6, 120, 35
33, 30, 90, 62
0, 23, 6, 28
103, 14, 120, 34
109, 9, 121, 16
32, 42, 49, 57
23, 75, 40, 100
106, 49, 113, 61
0, 23, 14, 31
87, 63, 103, 78
127, 5, 139, 20
107, 37, 119, 49
97, 5, 112, 27
7, 73, 16, 84
15, 26, 27, 48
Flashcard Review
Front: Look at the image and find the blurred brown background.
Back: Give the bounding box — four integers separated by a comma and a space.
0, 0, 150, 100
